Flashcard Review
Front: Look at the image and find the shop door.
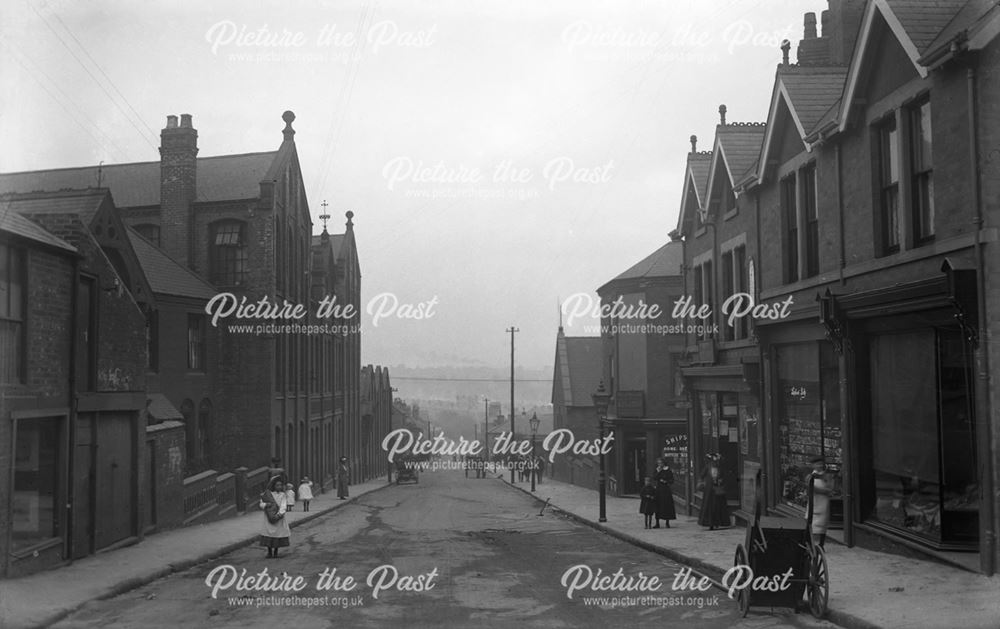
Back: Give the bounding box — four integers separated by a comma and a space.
624, 438, 646, 495
95, 413, 135, 549
72, 415, 94, 559
720, 395, 740, 503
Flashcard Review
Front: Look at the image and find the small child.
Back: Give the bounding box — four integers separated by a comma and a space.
639, 476, 657, 529
285, 482, 296, 512
298, 476, 314, 512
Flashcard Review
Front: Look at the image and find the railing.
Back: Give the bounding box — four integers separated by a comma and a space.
245, 466, 270, 509
183, 470, 219, 525
217, 472, 236, 517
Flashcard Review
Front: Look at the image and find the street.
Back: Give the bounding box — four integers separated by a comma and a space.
52, 469, 843, 629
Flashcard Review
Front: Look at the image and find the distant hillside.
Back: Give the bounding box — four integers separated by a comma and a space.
387, 364, 553, 408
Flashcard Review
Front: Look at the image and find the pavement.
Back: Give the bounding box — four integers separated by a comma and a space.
500, 473, 1000, 629
2, 470, 999, 629
0, 477, 393, 629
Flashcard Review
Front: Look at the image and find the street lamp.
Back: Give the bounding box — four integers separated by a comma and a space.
529, 412, 540, 492
591, 381, 611, 523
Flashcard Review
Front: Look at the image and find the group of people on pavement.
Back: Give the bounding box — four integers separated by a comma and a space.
259, 456, 352, 558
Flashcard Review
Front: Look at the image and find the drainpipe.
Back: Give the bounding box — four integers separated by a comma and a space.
66, 255, 80, 562
967, 65, 995, 576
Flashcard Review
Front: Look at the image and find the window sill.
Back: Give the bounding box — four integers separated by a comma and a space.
695, 227, 707, 238
723, 208, 739, 221
11, 537, 63, 560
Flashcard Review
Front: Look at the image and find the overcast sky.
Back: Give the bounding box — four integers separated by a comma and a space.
0, 0, 826, 370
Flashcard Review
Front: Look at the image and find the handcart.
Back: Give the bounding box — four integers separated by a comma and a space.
395, 457, 419, 484
733, 470, 829, 618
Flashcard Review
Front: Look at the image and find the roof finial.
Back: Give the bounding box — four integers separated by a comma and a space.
282, 110, 296, 141
319, 199, 331, 232
689, 135, 697, 153
345, 210, 354, 228
719, 104, 727, 126
558, 297, 563, 333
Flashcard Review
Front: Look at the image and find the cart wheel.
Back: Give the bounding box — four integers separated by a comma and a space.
733, 544, 750, 617
808, 546, 829, 618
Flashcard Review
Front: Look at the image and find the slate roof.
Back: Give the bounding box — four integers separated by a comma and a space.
780, 67, 849, 135
885, 0, 969, 54
0, 189, 106, 222
147, 393, 184, 422
716, 124, 766, 182
0, 207, 77, 253
0, 151, 278, 208
126, 226, 217, 300
555, 333, 604, 408
604, 241, 683, 286
923, 0, 999, 54
688, 152, 712, 203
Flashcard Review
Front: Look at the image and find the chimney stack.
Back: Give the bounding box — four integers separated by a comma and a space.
804, 13, 817, 39
829, 0, 867, 66
690, 135, 697, 153
719, 104, 727, 126
781, 39, 791, 65
160, 114, 198, 269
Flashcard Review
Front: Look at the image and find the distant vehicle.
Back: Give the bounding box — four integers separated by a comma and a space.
395, 457, 419, 484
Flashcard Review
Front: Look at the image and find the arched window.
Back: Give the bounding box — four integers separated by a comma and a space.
198, 399, 213, 467
209, 220, 248, 286
274, 426, 282, 461
180, 399, 196, 465
275, 216, 284, 292
134, 224, 161, 247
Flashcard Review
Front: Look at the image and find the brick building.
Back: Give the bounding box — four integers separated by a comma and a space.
671, 0, 1000, 573
0, 189, 148, 577
550, 327, 603, 490
0, 111, 388, 537
596, 241, 688, 499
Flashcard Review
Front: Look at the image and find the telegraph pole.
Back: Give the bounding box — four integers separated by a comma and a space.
483, 397, 490, 458
506, 326, 518, 483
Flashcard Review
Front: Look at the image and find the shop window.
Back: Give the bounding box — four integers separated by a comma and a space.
775, 342, 842, 509
12, 417, 61, 551
209, 220, 248, 286
868, 328, 977, 544
0, 243, 26, 383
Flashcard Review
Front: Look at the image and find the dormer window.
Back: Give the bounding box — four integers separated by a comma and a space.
209, 220, 247, 286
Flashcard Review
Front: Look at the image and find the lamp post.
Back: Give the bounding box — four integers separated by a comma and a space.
592, 381, 611, 523
529, 412, 540, 492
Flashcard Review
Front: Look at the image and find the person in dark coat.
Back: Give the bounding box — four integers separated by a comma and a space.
698, 453, 729, 530
337, 456, 350, 499
639, 476, 657, 529
654, 458, 677, 528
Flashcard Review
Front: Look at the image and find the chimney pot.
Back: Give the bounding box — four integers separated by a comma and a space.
690, 135, 697, 153
781, 39, 791, 65
719, 104, 727, 126
180, 113, 193, 128
166, 115, 178, 129
804, 12, 817, 39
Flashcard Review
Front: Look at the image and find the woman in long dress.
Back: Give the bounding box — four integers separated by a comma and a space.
337, 456, 351, 499
654, 458, 677, 528
698, 454, 729, 530
259, 475, 290, 558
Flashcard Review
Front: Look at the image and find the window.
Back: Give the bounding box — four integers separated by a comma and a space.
134, 224, 160, 247
878, 117, 900, 254
911, 100, 934, 243
145, 309, 158, 372
781, 175, 798, 283
693, 260, 713, 340
276, 216, 284, 293
734, 246, 748, 340
803, 165, 819, 278
209, 221, 247, 286
722, 250, 734, 341
198, 399, 212, 466
187, 314, 205, 370
12, 417, 61, 551
0, 243, 26, 383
